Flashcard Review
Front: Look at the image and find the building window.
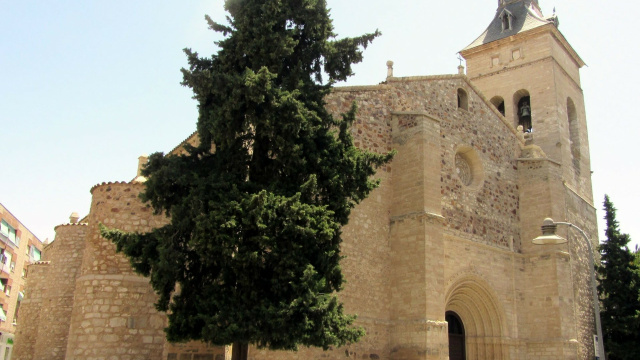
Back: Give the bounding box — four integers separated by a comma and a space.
490, 96, 506, 116
0, 220, 17, 244
0, 250, 12, 272
457, 88, 469, 111
13, 291, 23, 325
31, 247, 41, 262
454, 146, 484, 188
500, 9, 513, 31
491, 55, 500, 67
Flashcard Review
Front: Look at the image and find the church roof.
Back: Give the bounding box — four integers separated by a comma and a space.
462, 0, 557, 51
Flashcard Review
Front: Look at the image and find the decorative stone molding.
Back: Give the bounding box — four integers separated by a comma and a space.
390, 211, 445, 225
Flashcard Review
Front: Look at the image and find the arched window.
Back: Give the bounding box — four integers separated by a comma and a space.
500, 9, 513, 31
567, 97, 581, 174
490, 96, 505, 116
457, 88, 468, 111
513, 90, 532, 132
446, 311, 466, 360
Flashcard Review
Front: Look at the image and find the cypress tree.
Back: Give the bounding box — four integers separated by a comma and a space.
101, 0, 392, 358
597, 195, 640, 360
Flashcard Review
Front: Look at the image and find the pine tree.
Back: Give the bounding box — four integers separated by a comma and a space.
596, 195, 640, 360
101, 0, 392, 358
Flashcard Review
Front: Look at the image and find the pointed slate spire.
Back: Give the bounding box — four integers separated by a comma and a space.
462, 0, 552, 51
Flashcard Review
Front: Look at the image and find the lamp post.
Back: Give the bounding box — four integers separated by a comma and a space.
532, 218, 605, 360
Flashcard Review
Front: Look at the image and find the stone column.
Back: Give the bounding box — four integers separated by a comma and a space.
389, 112, 447, 360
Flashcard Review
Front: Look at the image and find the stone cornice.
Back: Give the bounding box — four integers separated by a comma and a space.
469, 56, 583, 93
390, 211, 445, 224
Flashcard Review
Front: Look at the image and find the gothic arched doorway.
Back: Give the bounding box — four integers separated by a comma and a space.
447, 311, 466, 360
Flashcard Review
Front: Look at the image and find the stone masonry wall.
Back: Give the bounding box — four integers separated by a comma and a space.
11, 261, 48, 360
516, 157, 584, 359
564, 187, 599, 360
386, 76, 521, 251
31, 223, 87, 360
65, 182, 168, 360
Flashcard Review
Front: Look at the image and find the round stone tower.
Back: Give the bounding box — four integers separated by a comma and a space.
65, 181, 168, 360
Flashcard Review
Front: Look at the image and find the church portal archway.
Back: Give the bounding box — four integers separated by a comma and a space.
446, 311, 466, 360
446, 275, 508, 359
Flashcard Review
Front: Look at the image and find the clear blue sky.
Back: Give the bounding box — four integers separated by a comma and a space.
1, 0, 638, 250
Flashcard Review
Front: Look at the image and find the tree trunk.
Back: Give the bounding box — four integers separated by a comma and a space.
230, 342, 249, 360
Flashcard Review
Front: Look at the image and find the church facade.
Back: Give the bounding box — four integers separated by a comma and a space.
13, 1, 599, 359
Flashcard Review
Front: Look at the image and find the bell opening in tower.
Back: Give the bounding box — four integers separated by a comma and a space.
518, 96, 532, 132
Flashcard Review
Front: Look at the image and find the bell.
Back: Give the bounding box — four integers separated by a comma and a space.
520, 103, 531, 117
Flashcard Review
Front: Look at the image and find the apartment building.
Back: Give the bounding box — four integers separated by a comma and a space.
0, 203, 44, 359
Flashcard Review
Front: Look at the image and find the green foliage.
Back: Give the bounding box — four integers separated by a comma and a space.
596, 195, 640, 360
101, 0, 392, 352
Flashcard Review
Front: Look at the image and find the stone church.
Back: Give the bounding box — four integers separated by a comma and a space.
13, 0, 599, 359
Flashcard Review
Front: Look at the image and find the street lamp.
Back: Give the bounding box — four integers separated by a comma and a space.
532, 218, 605, 360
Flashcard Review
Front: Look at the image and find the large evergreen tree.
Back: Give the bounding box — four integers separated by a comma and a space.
101, 0, 392, 358
596, 195, 640, 360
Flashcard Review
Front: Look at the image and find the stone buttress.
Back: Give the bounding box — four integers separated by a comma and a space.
388, 111, 446, 360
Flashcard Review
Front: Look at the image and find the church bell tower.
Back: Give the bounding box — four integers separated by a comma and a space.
460, 0, 592, 200
461, 1, 599, 359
